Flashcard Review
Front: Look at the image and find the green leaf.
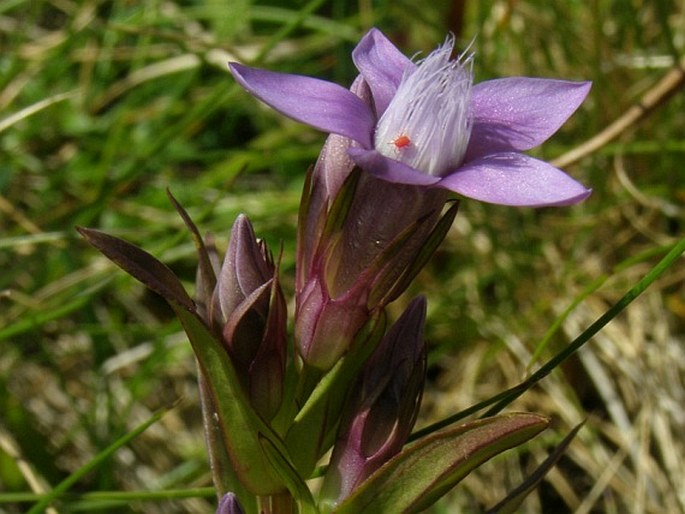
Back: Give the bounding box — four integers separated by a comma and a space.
485, 421, 584, 514
161, 288, 295, 495
260, 436, 319, 514
197, 369, 257, 514
332, 413, 549, 514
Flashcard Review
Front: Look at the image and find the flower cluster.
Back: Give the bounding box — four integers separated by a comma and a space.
81, 27, 590, 514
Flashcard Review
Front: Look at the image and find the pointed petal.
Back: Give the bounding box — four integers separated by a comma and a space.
352, 28, 415, 116
229, 63, 375, 147
466, 78, 591, 159
348, 148, 440, 186
438, 152, 591, 207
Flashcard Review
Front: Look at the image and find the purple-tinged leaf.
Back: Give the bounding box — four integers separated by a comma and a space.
78, 227, 295, 497
166, 189, 217, 307
76, 227, 194, 312
170, 303, 291, 495
332, 413, 549, 514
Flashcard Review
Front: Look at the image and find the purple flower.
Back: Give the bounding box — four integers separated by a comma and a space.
229, 28, 591, 207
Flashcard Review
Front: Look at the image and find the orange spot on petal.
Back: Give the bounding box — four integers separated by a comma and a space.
391, 134, 411, 149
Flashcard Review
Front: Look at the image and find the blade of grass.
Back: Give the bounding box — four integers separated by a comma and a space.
527, 242, 675, 371
481, 235, 685, 417
0, 487, 215, 505
411, 235, 685, 440
25, 407, 169, 514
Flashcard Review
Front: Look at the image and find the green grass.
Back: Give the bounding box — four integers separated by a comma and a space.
1, 1, 684, 513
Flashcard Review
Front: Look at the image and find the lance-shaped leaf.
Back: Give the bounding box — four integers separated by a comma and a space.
76, 227, 195, 312
77, 227, 294, 495
331, 413, 549, 514
485, 421, 584, 514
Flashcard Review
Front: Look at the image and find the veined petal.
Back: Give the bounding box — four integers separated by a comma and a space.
229, 63, 375, 147
352, 28, 415, 116
438, 152, 592, 207
348, 148, 441, 186
466, 78, 591, 160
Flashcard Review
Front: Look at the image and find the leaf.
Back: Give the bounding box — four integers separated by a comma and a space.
332, 413, 549, 514
259, 435, 319, 514
197, 368, 257, 514
76, 227, 194, 312
166, 292, 295, 496
485, 421, 585, 514
166, 188, 217, 299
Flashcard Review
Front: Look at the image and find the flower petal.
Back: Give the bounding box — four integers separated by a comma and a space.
438, 152, 591, 207
347, 148, 440, 186
466, 78, 591, 160
229, 63, 375, 147
352, 28, 415, 116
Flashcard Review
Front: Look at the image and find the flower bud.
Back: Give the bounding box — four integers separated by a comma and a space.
320, 296, 427, 505
295, 166, 450, 370
216, 492, 245, 514
209, 214, 287, 421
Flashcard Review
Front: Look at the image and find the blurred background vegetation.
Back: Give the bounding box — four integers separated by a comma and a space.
1, 0, 684, 512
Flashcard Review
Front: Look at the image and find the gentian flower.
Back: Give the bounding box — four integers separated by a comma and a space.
229, 27, 591, 207
229, 28, 591, 371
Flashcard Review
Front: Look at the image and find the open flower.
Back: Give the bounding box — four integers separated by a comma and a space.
229, 27, 591, 207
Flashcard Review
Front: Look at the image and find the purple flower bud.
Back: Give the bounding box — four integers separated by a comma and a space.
320, 297, 427, 505
295, 172, 449, 370
216, 492, 245, 514
209, 214, 287, 421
